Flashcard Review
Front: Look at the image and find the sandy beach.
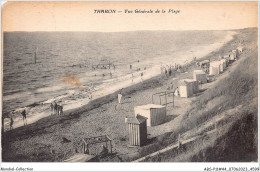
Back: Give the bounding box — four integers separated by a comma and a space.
2, 28, 257, 162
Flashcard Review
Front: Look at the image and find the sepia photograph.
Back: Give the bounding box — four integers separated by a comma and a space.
1, 1, 258, 170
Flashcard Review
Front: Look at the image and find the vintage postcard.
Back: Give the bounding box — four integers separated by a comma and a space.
1, 1, 258, 171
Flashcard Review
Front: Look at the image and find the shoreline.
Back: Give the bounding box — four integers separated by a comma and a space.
3, 31, 237, 132
2, 28, 254, 162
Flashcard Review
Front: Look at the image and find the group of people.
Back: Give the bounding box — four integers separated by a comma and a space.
8, 102, 63, 131
161, 64, 183, 77
50, 101, 63, 116
8, 109, 27, 131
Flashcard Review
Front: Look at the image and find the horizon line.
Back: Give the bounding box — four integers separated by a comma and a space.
2, 27, 257, 33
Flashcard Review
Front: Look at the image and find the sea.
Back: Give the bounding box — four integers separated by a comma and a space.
2, 31, 236, 130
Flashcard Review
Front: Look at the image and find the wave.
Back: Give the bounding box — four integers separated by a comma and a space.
36, 85, 64, 93
3, 91, 28, 101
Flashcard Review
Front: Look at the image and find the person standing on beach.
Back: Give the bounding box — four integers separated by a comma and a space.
141, 72, 144, 81
130, 64, 132, 69
21, 109, 27, 126
59, 105, 63, 116
89, 93, 93, 100
50, 103, 54, 115
10, 117, 14, 130
54, 101, 58, 115
57, 105, 60, 116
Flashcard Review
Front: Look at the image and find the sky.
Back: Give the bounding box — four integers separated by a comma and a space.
2, 1, 258, 32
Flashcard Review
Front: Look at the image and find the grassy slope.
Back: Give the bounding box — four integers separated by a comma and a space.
144, 28, 258, 162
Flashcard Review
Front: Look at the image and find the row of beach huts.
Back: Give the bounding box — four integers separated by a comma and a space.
64, 47, 244, 161
124, 46, 243, 147
65, 46, 244, 161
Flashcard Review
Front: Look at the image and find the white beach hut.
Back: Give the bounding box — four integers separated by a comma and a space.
184, 79, 199, 94
209, 61, 221, 75
237, 46, 243, 53
232, 50, 237, 59
220, 59, 227, 69
223, 55, 230, 65
229, 53, 236, 61
218, 61, 224, 72
178, 79, 193, 98
232, 50, 237, 53
193, 70, 207, 84
134, 104, 166, 127
223, 55, 230, 59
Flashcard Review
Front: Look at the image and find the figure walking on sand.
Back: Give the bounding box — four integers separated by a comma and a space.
10, 117, 14, 130
21, 109, 27, 126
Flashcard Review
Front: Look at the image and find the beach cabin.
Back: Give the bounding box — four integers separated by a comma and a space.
232, 49, 237, 55
220, 59, 227, 69
223, 55, 229, 60
126, 115, 147, 146
193, 70, 207, 84
229, 53, 236, 61
134, 104, 166, 127
223, 55, 230, 65
184, 79, 199, 94
219, 62, 224, 72
223, 55, 230, 59
178, 79, 193, 98
209, 61, 221, 75
231, 50, 237, 58
237, 46, 243, 53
